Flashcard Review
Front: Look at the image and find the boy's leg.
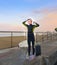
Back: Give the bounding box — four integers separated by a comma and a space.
28, 40, 31, 56
32, 41, 35, 55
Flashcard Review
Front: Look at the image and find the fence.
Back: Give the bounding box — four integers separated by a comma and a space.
0, 31, 26, 49
35, 32, 57, 43
0, 31, 57, 49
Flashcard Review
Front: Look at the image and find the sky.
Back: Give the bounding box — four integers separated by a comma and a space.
0, 0, 57, 32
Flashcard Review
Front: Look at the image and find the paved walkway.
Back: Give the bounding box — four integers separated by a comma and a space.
0, 40, 57, 65
0, 47, 27, 65
41, 41, 57, 56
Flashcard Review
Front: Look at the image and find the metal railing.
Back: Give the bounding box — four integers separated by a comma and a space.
0, 31, 57, 49
0, 31, 26, 49
35, 32, 57, 43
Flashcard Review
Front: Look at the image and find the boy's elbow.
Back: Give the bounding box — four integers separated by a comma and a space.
38, 24, 40, 27
22, 21, 25, 25
37, 24, 40, 27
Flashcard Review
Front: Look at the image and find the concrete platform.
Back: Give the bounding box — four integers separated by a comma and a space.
0, 41, 57, 65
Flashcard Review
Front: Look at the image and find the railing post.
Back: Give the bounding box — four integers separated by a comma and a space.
42, 32, 44, 43
53, 32, 54, 40
36, 32, 37, 43
11, 32, 13, 48
25, 32, 27, 40
56, 33, 57, 40
51, 33, 52, 40
47, 32, 48, 40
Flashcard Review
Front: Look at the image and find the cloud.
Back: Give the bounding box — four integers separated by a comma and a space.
0, 7, 57, 32
39, 11, 57, 32
31, 8, 57, 22
0, 23, 27, 31
33, 8, 57, 14
31, 7, 57, 32
0, 24, 19, 31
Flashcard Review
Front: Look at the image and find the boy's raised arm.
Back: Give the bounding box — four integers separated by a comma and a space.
22, 21, 28, 27
33, 22, 39, 28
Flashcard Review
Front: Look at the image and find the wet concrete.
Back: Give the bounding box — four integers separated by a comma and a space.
0, 41, 57, 65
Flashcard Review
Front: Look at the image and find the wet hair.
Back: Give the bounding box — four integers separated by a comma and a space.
27, 18, 32, 22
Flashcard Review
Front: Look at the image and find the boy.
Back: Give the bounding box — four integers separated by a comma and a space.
22, 19, 39, 58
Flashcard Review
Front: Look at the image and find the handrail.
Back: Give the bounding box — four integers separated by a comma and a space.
0, 31, 57, 49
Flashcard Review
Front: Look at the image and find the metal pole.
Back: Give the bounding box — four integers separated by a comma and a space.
35, 32, 37, 45
47, 32, 48, 40
35, 32, 37, 43
42, 32, 44, 43
11, 32, 13, 48
51, 33, 52, 40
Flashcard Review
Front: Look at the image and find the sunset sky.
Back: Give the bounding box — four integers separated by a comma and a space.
0, 0, 57, 32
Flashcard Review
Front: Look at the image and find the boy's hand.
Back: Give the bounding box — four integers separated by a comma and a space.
26, 19, 29, 21
33, 22, 37, 24
24, 19, 28, 22
33, 22, 39, 27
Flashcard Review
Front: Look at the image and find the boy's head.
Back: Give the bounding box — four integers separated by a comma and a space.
27, 19, 32, 25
